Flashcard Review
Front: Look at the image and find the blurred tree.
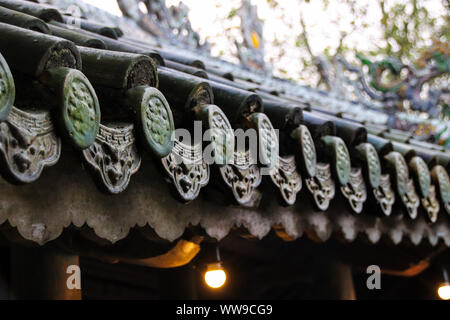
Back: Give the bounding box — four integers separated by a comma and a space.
221, 0, 448, 87
302, 0, 448, 88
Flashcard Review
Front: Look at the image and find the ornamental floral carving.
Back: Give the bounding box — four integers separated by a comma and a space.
252, 113, 279, 168
291, 125, 316, 178
373, 174, 395, 216
292, 125, 338, 209
355, 143, 394, 215
60, 69, 100, 150
220, 150, 261, 206
0, 52, 14, 121
67, 79, 97, 135
142, 88, 175, 157
431, 165, 450, 215
127, 86, 174, 158
253, 113, 300, 205
321, 135, 366, 212
409, 156, 431, 198
162, 139, 209, 202
146, 95, 172, 144
355, 143, 381, 189
321, 136, 351, 186
83, 124, 141, 194
305, 162, 335, 211
421, 185, 440, 223
269, 155, 302, 205
0, 107, 60, 183
384, 152, 420, 219
199, 104, 234, 166
408, 156, 440, 221
403, 180, 420, 219
340, 168, 367, 214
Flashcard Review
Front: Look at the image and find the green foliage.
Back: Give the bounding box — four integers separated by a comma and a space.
266, 0, 278, 8
433, 51, 450, 73
376, 0, 441, 63
290, 0, 446, 85
227, 8, 238, 19
220, 0, 447, 87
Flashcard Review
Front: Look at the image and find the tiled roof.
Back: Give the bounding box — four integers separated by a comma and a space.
0, 0, 448, 247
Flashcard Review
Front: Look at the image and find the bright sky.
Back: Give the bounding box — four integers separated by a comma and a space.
81, 0, 445, 82
82, 0, 382, 53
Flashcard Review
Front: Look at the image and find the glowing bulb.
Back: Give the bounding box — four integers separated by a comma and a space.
204, 263, 226, 289
438, 283, 450, 300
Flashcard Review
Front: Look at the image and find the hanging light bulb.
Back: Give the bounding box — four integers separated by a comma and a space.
204, 262, 227, 289
204, 245, 227, 289
438, 284, 450, 300
438, 267, 450, 300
